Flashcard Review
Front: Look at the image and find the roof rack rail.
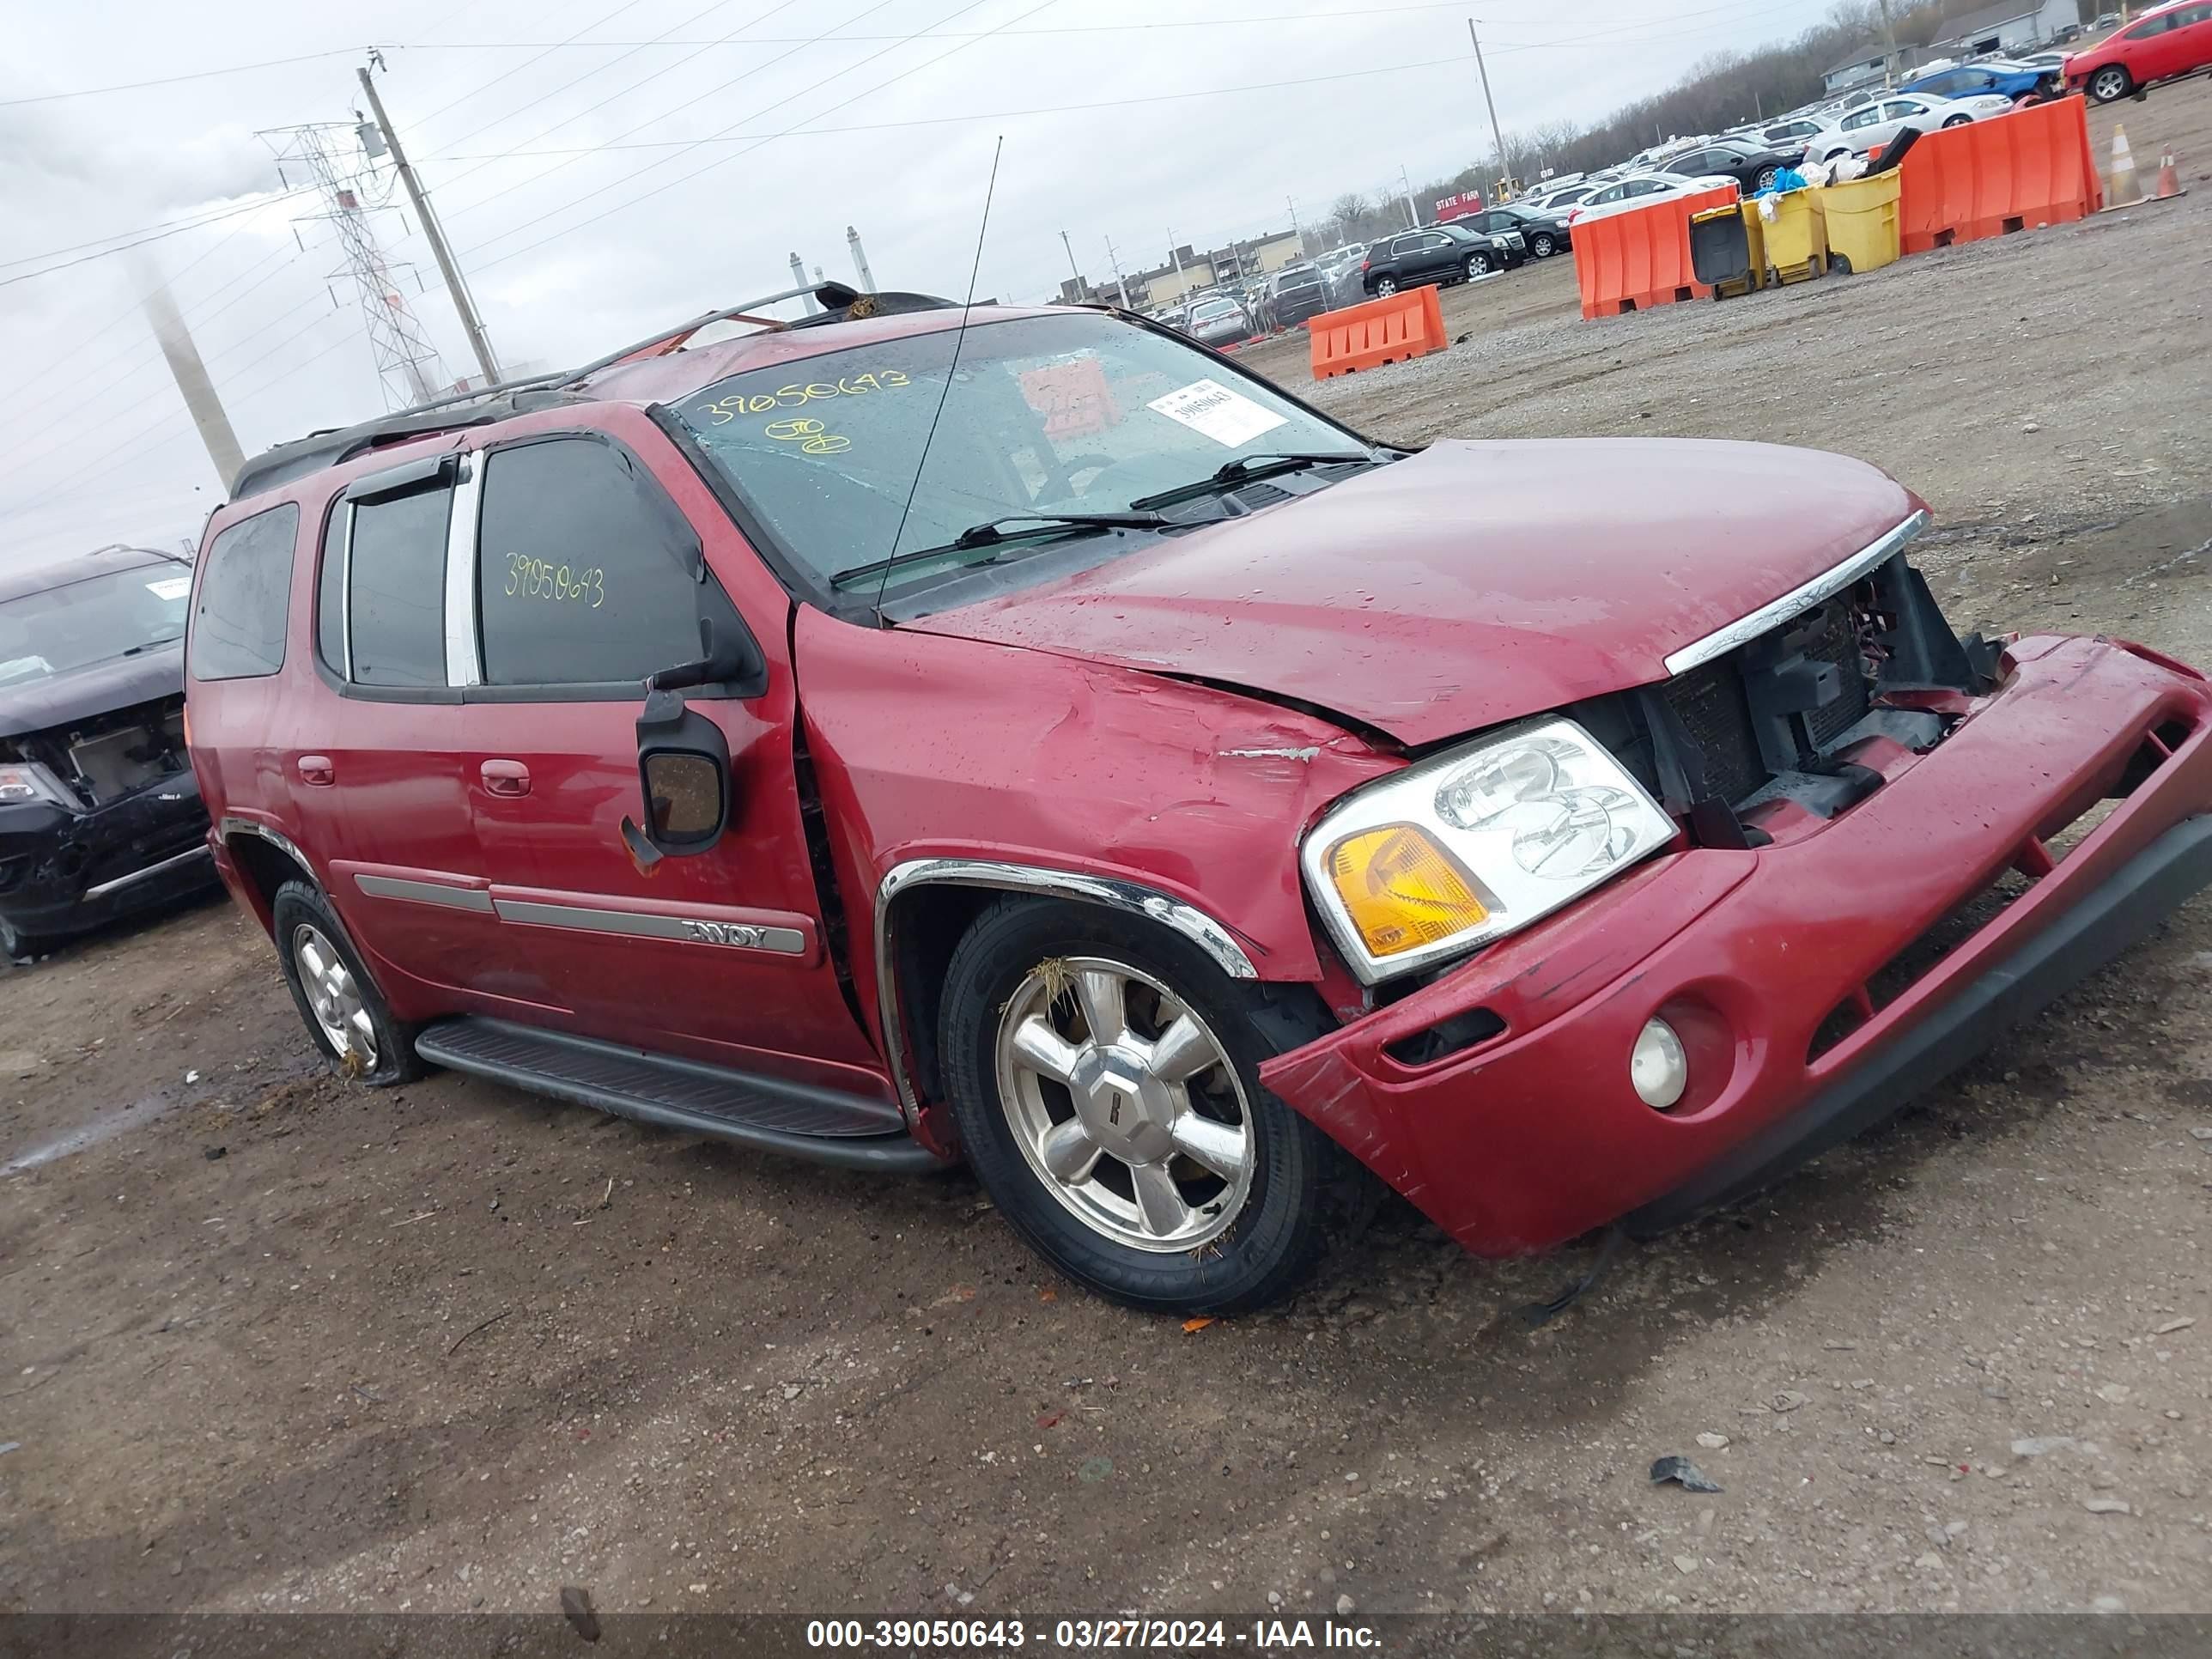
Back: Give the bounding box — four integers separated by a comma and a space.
228, 282, 962, 502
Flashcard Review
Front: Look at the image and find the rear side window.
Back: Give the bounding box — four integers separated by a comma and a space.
473, 437, 708, 687
349, 488, 453, 688
189, 503, 300, 682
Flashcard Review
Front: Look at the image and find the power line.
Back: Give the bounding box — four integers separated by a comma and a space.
459, 0, 1057, 270
0, 191, 311, 289
405, 0, 661, 134
0, 46, 382, 108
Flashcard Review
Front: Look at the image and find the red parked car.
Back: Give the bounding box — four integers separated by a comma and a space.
185, 283, 2212, 1314
2067, 0, 2212, 100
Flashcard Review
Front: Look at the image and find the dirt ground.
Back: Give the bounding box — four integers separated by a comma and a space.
6, 85, 2212, 1626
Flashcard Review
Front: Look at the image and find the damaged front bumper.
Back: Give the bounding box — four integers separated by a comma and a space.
0, 769, 215, 945
1259, 634, 2212, 1255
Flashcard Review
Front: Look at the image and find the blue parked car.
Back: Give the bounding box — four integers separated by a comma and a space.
1899, 59, 2063, 101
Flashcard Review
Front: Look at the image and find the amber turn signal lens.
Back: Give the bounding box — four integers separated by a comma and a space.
1325, 824, 1488, 958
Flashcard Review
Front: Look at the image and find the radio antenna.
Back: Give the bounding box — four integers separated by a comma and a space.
876, 135, 1004, 623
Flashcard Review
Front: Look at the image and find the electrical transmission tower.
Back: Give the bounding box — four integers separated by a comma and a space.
262, 122, 447, 409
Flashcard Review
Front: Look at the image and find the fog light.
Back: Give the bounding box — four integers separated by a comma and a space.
1631, 1018, 1688, 1109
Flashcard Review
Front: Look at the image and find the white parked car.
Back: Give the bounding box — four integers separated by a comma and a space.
1566, 173, 1739, 225
1807, 92, 2017, 164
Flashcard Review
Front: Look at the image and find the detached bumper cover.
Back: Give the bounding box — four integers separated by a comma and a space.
1260, 635, 2212, 1255
0, 770, 213, 939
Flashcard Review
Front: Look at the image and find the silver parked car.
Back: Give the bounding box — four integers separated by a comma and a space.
1179, 294, 1255, 349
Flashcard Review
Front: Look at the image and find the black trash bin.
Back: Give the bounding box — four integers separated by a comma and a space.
1690, 204, 1759, 300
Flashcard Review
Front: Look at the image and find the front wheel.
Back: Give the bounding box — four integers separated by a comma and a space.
0, 914, 58, 966
1753, 166, 1780, 191
2088, 64, 2132, 103
1529, 230, 1557, 258
1464, 252, 1492, 279
939, 898, 1350, 1315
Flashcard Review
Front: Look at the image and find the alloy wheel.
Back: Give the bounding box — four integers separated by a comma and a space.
1374, 276, 1398, 295
2091, 67, 2129, 101
1467, 252, 1492, 277
994, 956, 1255, 1252
293, 922, 378, 1068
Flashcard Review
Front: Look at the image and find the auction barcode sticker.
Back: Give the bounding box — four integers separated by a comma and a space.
1146, 378, 1287, 448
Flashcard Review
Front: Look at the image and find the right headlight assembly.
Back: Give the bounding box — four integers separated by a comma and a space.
1299, 716, 1679, 986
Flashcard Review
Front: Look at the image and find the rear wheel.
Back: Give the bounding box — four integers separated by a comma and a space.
1942, 113, 1973, 128
939, 898, 1351, 1315
1371, 274, 1399, 296
2088, 64, 2133, 102
272, 879, 422, 1085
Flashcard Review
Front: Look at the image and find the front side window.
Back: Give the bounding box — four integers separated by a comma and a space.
187, 505, 300, 683
348, 487, 452, 688
474, 437, 713, 686
670, 311, 1365, 599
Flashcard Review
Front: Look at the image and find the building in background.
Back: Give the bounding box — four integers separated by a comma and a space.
1931, 0, 2077, 57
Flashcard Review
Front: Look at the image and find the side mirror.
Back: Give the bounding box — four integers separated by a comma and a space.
619, 630, 738, 871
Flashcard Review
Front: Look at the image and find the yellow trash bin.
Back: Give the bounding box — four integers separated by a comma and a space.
1759, 188, 1827, 284
1818, 172, 1902, 276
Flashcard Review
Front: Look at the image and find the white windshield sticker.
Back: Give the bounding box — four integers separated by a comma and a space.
145, 576, 191, 600
1146, 378, 1288, 449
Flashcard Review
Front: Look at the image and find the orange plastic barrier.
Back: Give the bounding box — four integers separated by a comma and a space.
1896, 95, 2103, 256
1305, 285, 1446, 380
1572, 183, 1739, 319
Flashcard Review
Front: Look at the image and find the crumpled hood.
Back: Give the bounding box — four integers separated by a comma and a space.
0, 643, 184, 740
908, 438, 1920, 745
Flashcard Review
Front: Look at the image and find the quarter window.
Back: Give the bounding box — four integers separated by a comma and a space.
188, 503, 299, 682
348, 486, 453, 688
473, 437, 713, 687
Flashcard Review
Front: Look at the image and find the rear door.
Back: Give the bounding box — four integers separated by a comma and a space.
2179, 4, 2212, 74
452, 416, 882, 1089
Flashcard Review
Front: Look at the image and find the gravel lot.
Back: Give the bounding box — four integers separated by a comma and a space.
4, 86, 2211, 1624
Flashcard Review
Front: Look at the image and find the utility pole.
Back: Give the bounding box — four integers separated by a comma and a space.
846, 225, 875, 291
1286, 195, 1304, 254
1060, 229, 1085, 298
1167, 228, 1186, 298
1467, 19, 1511, 201
1877, 0, 1899, 88
356, 64, 501, 386
1103, 236, 1131, 308
1399, 167, 1420, 228
140, 276, 246, 489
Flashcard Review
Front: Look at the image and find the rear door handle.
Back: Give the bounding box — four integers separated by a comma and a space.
479, 759, 532, 798
297, 755, 335, 787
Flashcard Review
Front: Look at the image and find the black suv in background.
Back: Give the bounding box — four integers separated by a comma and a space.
1361, 222, 1524, 295
1456, 204, 1574, 259
0, 544, 215, 962
1658, 136, 1799, 192
1267, 262, 1335, 326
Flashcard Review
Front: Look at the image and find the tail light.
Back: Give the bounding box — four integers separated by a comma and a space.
1360, 258, 1371, 272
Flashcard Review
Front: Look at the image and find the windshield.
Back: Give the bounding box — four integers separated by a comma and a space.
671, 312, 1363, 591
0, 562, 191, 688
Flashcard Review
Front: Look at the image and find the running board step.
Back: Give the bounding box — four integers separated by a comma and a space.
412, 1017, 939, 1173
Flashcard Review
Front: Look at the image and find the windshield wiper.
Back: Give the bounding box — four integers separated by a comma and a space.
829, 511, 1172, 592
1127, 452, 1377, 512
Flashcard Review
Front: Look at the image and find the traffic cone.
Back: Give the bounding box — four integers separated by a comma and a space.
2109, 124, 2140, 204
2155, 149, 2182, 198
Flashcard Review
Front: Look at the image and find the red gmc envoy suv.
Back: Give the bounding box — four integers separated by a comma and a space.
185, 285, 2212, 1313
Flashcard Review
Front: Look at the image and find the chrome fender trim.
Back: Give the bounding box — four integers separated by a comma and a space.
217, 816, 322, 886
872, 857, 1258, 1126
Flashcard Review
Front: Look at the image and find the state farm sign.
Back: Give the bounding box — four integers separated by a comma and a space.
1433, 191, 1485, 222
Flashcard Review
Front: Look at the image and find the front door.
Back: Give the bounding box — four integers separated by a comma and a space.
452, 422, 882, 1094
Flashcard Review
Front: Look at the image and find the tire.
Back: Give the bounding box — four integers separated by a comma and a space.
2088, 64, 2132, 103
1370, 274, 1398, 296
1529, 231, 1557, 258
939, 897, 1352, 1315
1942, 113, 1972, 128
1464, 252, 1492, 279
0, 914, 58, 965
271, 878, 422, 1085
1829, 252, 1854, 275
1753, 166, 1780, 191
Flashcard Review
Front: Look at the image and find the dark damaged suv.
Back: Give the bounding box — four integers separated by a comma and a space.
0, 545, 215, 961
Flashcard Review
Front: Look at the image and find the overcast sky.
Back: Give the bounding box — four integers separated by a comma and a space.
0, 0, 1838, 568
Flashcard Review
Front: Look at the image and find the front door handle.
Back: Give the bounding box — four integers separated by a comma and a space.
297, 754, 335, 787
480, 759, 532, 798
